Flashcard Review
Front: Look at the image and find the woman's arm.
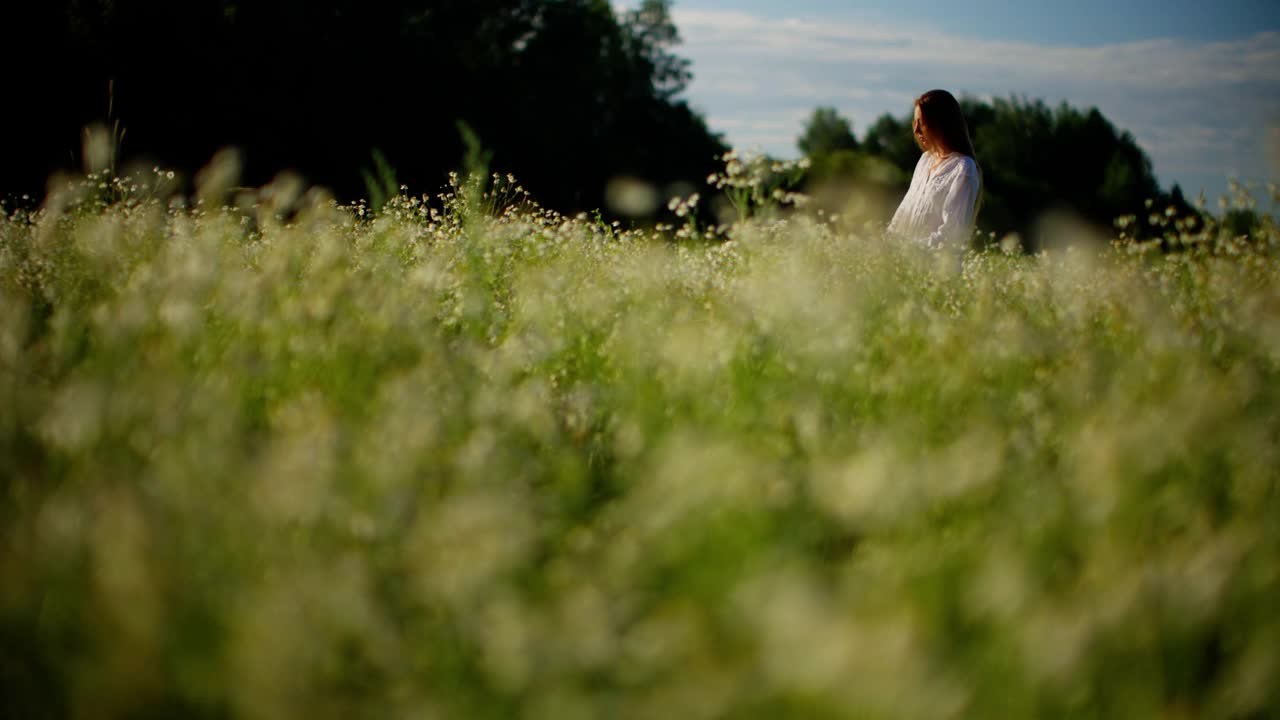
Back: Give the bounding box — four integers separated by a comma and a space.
924, 164, 980, 250
888, 153, 929, 235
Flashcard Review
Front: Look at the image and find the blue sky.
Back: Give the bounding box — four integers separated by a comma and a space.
666, 0, 1279, 45
625, 0, 1280, 204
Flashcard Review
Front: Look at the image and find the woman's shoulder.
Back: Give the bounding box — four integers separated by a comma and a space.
948, 154, 980, 179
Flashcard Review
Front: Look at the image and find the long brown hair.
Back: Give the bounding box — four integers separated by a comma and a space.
914, 89, 982, 229
914, 89, 976, 157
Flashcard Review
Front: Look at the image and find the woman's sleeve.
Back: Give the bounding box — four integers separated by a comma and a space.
887, 194, 908, 235
924, 167, 979, 249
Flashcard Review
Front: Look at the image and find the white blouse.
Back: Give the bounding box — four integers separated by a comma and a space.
887, 151, 980, 251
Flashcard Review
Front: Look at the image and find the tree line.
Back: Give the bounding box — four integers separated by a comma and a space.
2, 0, 725, 213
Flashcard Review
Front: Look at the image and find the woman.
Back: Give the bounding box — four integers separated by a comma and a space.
887, 89, 982, 258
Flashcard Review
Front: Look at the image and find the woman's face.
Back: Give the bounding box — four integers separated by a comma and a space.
912, 105, 933, 152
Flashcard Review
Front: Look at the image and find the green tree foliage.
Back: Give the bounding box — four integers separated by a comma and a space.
969, 97, 1159, 243
861, 114, 921, 173
798, 107, 859, 158
622, 0, 693, 100
1, 0, 725, 214
797, 108, 905, 221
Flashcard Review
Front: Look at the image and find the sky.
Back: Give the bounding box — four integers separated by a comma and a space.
624, 0, 1280, 204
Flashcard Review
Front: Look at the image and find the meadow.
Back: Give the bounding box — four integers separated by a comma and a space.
1, 151, 1279, 719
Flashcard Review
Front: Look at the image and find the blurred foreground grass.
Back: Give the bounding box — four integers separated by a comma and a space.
2, 161, 1279, 719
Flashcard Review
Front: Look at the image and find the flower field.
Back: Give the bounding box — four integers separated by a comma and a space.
1, 159, 1278, 719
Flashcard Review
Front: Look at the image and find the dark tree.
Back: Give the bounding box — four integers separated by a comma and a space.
860, 114, 920, 174
0, 0, 726, 215
798, 107, 859, 158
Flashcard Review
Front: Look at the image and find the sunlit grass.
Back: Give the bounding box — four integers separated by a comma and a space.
1, 157, 1278, 719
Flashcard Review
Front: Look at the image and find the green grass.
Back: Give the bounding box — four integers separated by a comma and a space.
1, 163, 1279, 719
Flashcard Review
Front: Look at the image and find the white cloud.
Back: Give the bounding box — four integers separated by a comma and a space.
703, 109, 815, 152
669, 8, 1280, 198
674, 11, 1278, 90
